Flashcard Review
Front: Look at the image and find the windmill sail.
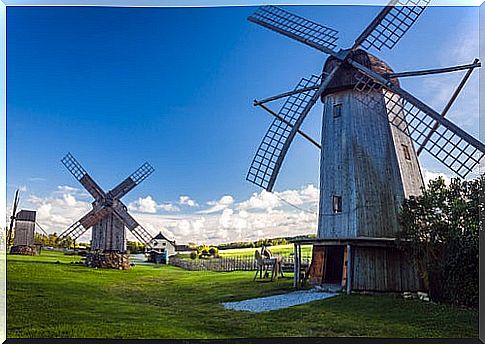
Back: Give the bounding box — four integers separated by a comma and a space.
7, 189, 20, 246
111, 202, 153, 246
61, 153, 106, 201
248, 6, 339, 55
353, 0, 431, 51
384, 92, 483, 177
109, 162, 155, 199
247, 75, 322, 191
59, 153, 155, 250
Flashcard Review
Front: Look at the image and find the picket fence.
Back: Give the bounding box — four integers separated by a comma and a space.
169, 255, 311, 272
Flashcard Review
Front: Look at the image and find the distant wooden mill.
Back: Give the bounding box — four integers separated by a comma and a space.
246, 2, 484, 292
7, 189, 48, 255
58, 153, 155, 269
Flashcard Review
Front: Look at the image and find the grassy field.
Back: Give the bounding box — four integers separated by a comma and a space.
217, 244, 313, 259
7, 251, 478, 339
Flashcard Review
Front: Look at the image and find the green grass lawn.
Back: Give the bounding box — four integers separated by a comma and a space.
218, 244, 313, 258
7, 251, 478, 339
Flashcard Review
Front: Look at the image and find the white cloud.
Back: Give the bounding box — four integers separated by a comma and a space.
129, 196, 158, 213
158, 203, 181, 212
198, 195, 234, 214
15, 184, 321, 245
63, 193, 77, 207
24, 187, 92, 238
128, 195, 180, 214
179, 195, 198, 207
238, 185, 319, 213
422, 169, 452, 186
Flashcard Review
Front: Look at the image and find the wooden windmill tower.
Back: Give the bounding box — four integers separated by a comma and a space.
8, 189, 39, 255
246, 2, 484, 292
58, 153, 155, 269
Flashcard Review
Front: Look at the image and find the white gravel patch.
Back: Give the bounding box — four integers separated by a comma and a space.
222, 289, 337, 313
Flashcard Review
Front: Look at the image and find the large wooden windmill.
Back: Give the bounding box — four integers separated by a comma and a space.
246, 2, 484, 292
58, 153, 155, 267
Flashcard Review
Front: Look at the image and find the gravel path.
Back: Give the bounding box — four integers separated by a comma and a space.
222, 289, 337, 313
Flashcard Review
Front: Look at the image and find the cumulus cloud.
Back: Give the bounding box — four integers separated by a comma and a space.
238, 185, 319, 213
23, 186, 92, 240
179, 195, 198, 207
198, 195, 234, 214
14, 183, 322, 245
422, 169, 452, 186
128, 196, 180, 214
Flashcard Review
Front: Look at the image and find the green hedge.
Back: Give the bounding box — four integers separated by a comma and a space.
398, 175, 482, 308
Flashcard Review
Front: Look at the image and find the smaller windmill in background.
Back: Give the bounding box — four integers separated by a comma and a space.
7, 189, 42, 256
57, 153, 155, 269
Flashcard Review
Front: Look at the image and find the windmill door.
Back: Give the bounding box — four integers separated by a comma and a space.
322, 246, 345, 285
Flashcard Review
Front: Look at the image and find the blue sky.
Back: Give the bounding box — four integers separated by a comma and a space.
6, 5, 480, 243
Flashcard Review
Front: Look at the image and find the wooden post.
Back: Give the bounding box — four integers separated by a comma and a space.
297, 244, 302, 287
293, 243, 298, 288
346, 244, 352, 295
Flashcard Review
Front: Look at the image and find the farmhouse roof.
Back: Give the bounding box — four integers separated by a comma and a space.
152, 231, 175, 245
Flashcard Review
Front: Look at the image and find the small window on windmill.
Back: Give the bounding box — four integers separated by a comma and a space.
162, 242, 166, 246
332, 195, 342, 213
333, 104, 342, 118
402, 144, 411, 161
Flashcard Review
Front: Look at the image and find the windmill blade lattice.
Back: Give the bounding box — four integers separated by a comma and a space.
58, 206, 110, 241
58, 222, 87, 242
61, 153, 106, 201
129, 225, 154, 247
354, 0, 431, 51
248, 6, 339, 55
110, 162, 155, 199
384, 92, 483, 178
247, 75, 322, 191
111, 202, 153, 246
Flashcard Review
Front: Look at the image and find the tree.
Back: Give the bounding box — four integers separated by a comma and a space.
398, 175, 482, 308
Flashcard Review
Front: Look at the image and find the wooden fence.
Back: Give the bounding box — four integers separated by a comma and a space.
169, 255, 311, 272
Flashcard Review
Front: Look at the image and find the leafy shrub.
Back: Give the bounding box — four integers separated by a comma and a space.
398, 175, 482, 308
208, 247, 218, 256
189, 251, 197, 260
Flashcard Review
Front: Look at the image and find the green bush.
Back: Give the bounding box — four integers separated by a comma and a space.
189, 251, 197, 260
208, 247, 218, 256
398, 175, 482, 308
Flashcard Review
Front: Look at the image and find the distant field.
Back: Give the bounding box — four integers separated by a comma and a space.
218, 244, 313, 259
7, 251, 478, 339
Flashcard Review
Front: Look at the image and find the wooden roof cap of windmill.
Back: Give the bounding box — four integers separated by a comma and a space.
321, 49, 400, 98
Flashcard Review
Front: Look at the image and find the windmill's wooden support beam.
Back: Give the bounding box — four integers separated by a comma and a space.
346, 244, 352, 295
253, 85, 319, 106
417, 58, 480, 155
348, 59, 485, 154
385, 60, 481, 79
257, 104, 321, 149
293, 243, 298, 289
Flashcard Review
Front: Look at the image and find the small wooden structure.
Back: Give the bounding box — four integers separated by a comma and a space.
10, 210, 38, 255
291, 237, 420, 293
147, 231, 176, 264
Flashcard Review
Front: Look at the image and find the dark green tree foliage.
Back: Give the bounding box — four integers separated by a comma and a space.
398, 175, 483, 308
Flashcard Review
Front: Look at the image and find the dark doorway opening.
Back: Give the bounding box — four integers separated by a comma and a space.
323, 246, 345, 284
